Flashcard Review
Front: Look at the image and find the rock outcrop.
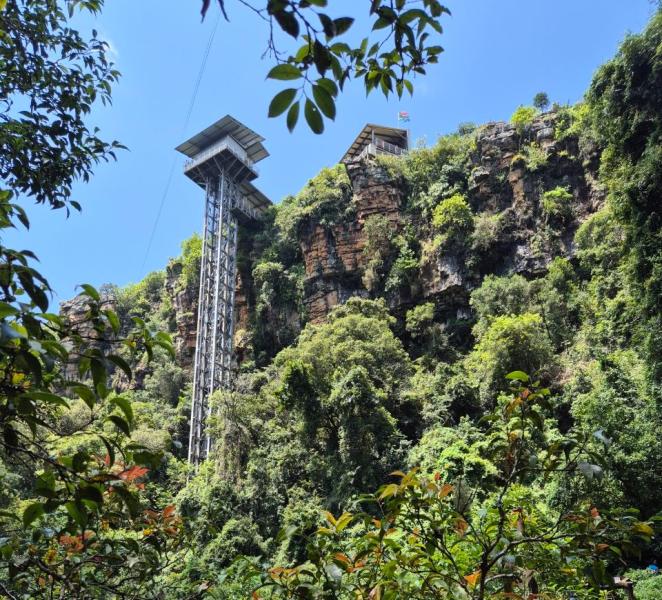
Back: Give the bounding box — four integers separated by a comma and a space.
300, 162, 405, 323
294, 112, 604, 325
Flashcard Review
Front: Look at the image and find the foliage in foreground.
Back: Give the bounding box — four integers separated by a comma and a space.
233, 374, 657, 599
0, 1, 182, 597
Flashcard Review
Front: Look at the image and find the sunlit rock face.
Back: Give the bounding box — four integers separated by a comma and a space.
292, 112, 604, 326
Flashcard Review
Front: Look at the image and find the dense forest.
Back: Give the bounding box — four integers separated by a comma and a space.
1, 4, 662, 599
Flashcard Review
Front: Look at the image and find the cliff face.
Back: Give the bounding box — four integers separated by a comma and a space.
164, 261, 198, 367
292, 112, 604, 327
300, 163, 404, 322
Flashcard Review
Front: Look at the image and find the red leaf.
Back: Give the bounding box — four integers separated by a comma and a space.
119, 465, 149, 482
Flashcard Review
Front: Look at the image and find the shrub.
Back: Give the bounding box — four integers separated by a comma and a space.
471, 211, 503, 253
178, 233, 202, 290
385, 238, 419, 293
377, 132, 473, 216
362, 214, 394, 292
510, 105, 538, 132
522, 142, 548, 171
274, 164, 352, 242
541, 186, 574, 221
457, 121, 477, 135
405, 303, 435, 337
431, 194, 474, 246
628, 571, 662, 600
554, 102, 591, 140
470, 274, 533, 338
574, 208, 625, 272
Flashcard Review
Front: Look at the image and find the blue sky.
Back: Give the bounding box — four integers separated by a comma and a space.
5, 0, 656, 302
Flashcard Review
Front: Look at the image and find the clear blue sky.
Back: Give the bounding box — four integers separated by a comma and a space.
5, 0, 656, 302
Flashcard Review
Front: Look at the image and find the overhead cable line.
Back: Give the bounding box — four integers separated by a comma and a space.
141, 8, 221, 272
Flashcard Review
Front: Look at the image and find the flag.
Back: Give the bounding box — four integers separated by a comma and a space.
398, 111, 410, 123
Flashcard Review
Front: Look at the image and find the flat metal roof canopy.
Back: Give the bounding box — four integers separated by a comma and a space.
341, 123, 409, 163
176, 115, 272, 215
176, 114, 269, 164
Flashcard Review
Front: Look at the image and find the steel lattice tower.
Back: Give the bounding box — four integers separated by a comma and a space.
176, 116, 270, 465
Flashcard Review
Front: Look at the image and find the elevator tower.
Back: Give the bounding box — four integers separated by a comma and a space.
176, 115, 270, 464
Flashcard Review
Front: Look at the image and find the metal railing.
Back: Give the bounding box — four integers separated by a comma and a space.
184, 135, 257, 175
356, 138, 407, 162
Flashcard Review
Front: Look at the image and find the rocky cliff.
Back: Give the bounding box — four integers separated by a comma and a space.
289, 111, 603, 328
61, 110, 605, 373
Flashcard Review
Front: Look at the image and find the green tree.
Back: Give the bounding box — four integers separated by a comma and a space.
533, 91, 550, 111
466, 314, 554, 405
510, 105, 538, 133
431, 193, 474, 248
239, 375, 656, 599
586, 10, 662, 382
0, 2, 181, 596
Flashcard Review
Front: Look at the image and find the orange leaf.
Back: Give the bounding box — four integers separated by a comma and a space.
454, 517, 468, 537
464, 570, 480, 588
439, 483, 454, 499
163, 504, 176, 518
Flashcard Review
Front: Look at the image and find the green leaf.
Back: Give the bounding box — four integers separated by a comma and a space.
332, 17, 354, 36
100, 436, 116, 466
312, 85, 336, 120
79, 283, 100, 302
35, 471, 56, 497
0, 1, 8, 12
274, 9, 299, 38
0, 302, 19, 319
108, 354, 132, 380
65, 501, 87, 528
316, 77, 338, 97
78, 485, 104, 505
23, 502, 45, 527
108, 415, 131, 436
267, 64, 302, 81
304, 99, 324, 134
378, 483, 399, 500
22, 391, 69, 408
103, 309, 120, 334
113, 486, 141, 518
268, 88, 298, 118
286, 101, 300, 133
313, 39, 331, 75
73, 384, 96, 409
110, 396, 134, 426
506, 371, 530, 383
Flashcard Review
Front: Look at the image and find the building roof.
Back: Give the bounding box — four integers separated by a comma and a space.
341, 123, 409, 163
241, 181, 271, 213
175, 115, 269, 163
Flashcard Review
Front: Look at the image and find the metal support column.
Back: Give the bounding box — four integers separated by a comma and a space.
188, 169, 239, 464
